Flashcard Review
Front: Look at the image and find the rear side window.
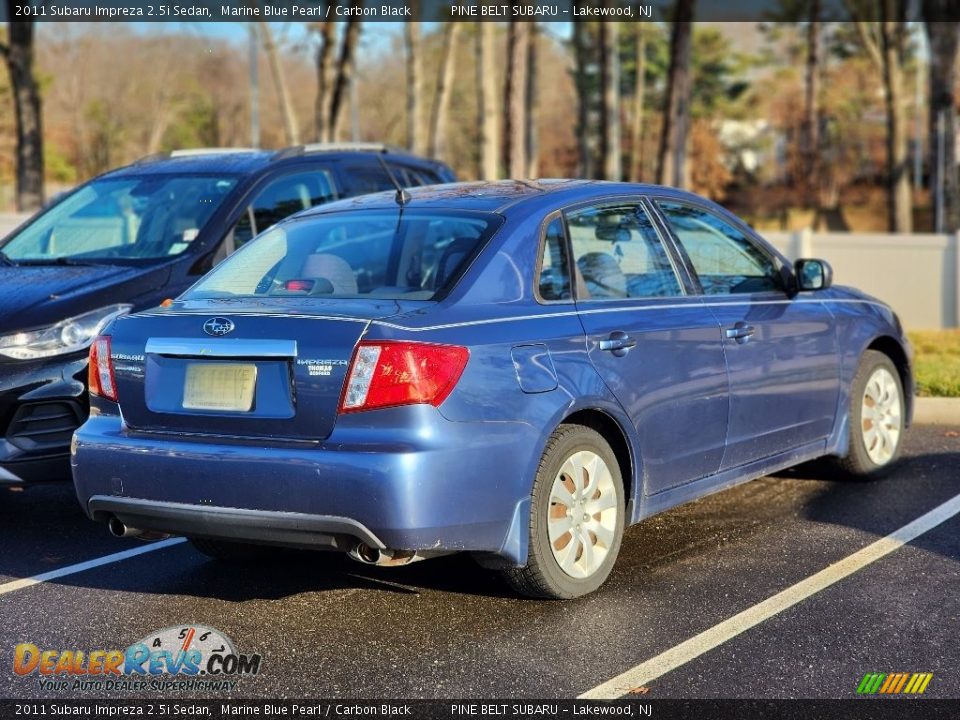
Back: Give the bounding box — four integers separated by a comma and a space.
565, 202, 682, 300
537, 217, 571, 301
658, 201, 779, 295
187, 210, 501, 301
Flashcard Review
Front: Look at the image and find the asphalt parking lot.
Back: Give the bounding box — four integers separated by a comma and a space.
1, 424, 958, 701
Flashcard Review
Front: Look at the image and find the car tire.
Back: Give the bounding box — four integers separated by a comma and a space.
501, 424, 625, 599
189, 537, 279, 563
833, 350, 906, 480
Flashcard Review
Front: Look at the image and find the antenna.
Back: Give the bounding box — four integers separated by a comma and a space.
376, 154, 411, 206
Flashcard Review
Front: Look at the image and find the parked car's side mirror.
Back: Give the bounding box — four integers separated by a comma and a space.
794, 258, 833, 291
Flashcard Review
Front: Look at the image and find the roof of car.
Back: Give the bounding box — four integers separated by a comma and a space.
303, 179, 696, 215
100, 145, 447, 179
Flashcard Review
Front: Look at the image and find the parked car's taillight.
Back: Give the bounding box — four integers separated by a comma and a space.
339, 341, 469, 414
88, 335, 118, 402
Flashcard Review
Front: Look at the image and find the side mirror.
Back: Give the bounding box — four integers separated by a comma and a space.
794, 258, 833, 291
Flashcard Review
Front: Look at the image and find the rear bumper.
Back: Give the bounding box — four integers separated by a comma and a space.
88, 496, 386, 551
72, 407, 541, 563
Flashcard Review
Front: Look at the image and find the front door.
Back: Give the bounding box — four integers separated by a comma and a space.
655, 200, 841, 470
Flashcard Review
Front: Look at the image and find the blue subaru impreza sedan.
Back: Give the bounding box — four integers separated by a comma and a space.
71, 180, 912, 598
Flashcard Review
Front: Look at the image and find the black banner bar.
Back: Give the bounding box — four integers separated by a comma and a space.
2, 700, 960, 720
0, 0, 939, 24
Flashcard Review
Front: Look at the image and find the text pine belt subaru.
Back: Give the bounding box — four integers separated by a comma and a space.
71, 180, 912, 599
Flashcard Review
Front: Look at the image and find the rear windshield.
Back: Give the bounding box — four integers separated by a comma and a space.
185, 210, 501, 301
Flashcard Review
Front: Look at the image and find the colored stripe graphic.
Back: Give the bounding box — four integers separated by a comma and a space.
892, 673, 909, 693
856, 674, 878, 694
858, 672, 932, 694
879, 674, 897, 693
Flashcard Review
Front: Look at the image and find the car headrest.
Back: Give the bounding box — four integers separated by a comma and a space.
577, 252, 627, 298
300, 253, 358, 294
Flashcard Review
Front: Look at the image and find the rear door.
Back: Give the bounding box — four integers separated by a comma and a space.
654, 200, 841, 469
565, 198, 729, 495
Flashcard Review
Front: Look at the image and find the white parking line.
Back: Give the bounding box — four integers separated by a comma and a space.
0, 538, 187, 597
579, 491, 960, 700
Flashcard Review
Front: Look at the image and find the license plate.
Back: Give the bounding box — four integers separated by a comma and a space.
182, 363, 257, 412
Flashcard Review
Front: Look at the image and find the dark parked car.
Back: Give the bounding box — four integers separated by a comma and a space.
0, 144, 455, 486
72, 180, 912, 598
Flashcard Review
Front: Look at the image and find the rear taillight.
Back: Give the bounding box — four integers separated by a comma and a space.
88, 335, 118, 402
339, 341, 469, 414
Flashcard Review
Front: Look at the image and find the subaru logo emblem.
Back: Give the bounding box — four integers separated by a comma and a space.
203, 317, 235, 337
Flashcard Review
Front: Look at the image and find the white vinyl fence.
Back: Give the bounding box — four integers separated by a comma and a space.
0, 213, 28, 238
1, 211, 957, 330
763, 230, 960, 330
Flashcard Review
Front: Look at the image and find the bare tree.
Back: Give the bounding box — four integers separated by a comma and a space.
802, 0, 821, 213
329, 9, 363, 142
599, 19, 621, 180
429, 22, 461, 160
571, 5, 591, 177
258, 22, 300, 146
314, 22, 336, 142
847, 1, 911, 232
525, 22, 539, 177
629, 25, 647, 182
405, 7, 426, 154
503, 16, 531, 178
924, 7, 960, 232
1, 10, 44, 211
476, 15, 500, 179
657, 1, 695, 188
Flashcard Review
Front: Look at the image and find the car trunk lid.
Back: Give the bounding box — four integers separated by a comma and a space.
109, 301, 394, 441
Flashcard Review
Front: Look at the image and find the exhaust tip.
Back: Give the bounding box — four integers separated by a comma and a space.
354, 543, 382, 564
106, 516, 169, 541
107, 516, 128, 538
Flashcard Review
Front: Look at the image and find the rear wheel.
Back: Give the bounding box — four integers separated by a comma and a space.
189, 537, 279, 563
501, 424, 625, 599
834, 350, 905, 479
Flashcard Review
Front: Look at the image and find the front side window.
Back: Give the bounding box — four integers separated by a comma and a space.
565, 201, 682, 300
232, 170, 338, 249
658, 201, 780, 295
1, 175, 238, 262
187, 210, 501, 301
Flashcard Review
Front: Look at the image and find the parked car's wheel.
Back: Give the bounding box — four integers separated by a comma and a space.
502, 424, 625, 599
189, 537, 278, 562
835, 350, 905, 479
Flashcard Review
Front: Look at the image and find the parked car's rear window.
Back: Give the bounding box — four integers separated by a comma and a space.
185, 210, 501, 301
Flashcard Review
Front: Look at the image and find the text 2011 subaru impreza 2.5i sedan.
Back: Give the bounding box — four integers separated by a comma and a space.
71, 180, 912, 598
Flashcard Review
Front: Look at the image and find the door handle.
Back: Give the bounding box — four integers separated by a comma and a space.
599, 331, 637, 357
725, 322, 756, 344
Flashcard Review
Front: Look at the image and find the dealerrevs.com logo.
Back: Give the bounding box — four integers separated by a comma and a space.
13, 625, 262, 693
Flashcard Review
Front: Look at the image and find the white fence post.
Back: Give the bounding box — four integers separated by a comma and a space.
955, 231, 960, 328
789, 228, 813, 260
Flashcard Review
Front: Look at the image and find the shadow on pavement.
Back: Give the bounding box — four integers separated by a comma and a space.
2, 430, 958, 602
